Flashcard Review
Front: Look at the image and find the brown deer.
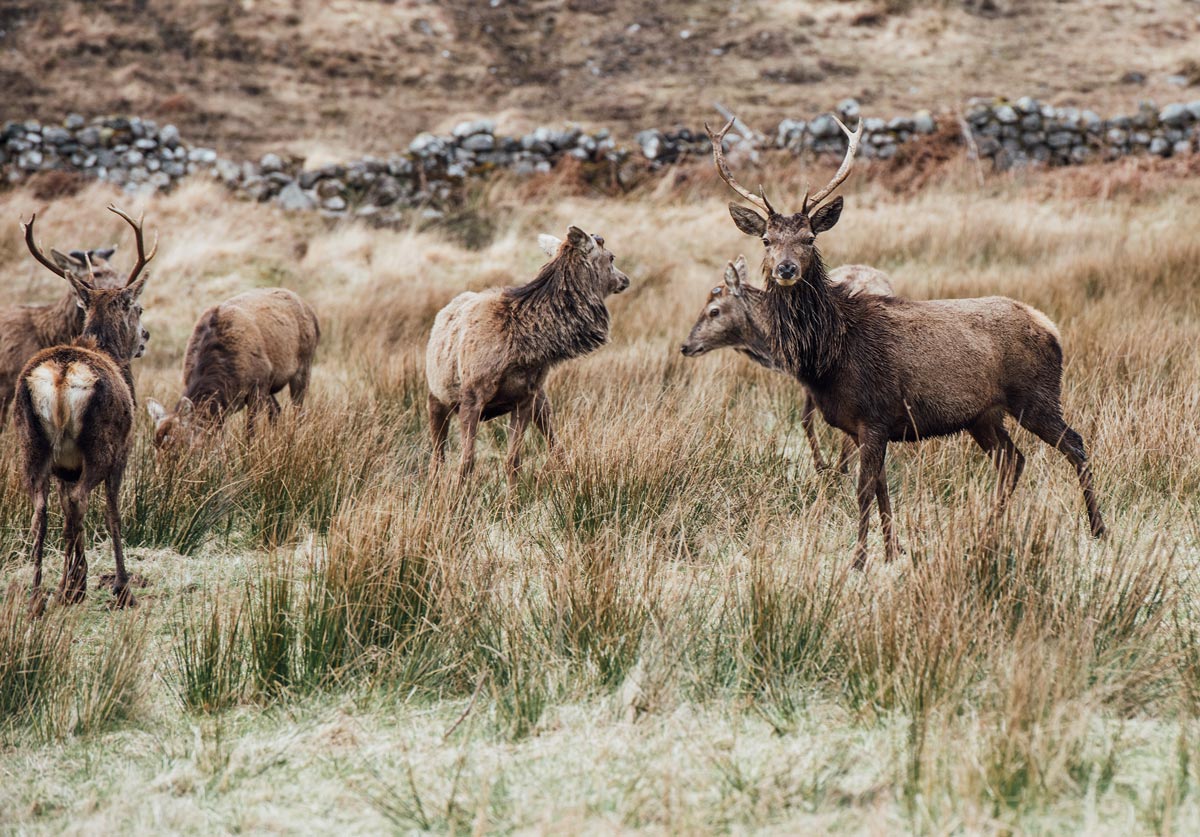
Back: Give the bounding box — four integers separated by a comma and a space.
1, 242, 127, 426
681, 256, 896, 473
425, 226, 629, 488
15, 206, 156, 612
707, 116, 1105, 568
146, 288, 320, 448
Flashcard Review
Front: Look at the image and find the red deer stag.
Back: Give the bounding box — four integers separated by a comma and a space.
707, 116, 1105, 568
146, 288, 320, 448
426, 226, 630, 488
682, 256, 896, 473
1, 240, 127, 426
15, 206, 155, 612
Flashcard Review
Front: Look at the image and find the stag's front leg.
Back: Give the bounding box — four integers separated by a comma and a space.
26, 474, 49, 616
853, 431, 886, 571
800, 391, 831, 473
874, 459, 902, 563
104, 473, 135, 608
506, 399, 533, 492
457, 395, 483, 481
428, 394, 452, 475
532, 388, 563, 472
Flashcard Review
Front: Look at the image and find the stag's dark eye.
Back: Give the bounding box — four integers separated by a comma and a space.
708, 307, 720, 318
761, 237, 770, 246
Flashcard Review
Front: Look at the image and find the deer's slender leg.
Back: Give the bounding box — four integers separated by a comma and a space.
266, 393, 282, 423
288, 366, 311, 409
26, 472, 50, 614
457, 394, 483, 481
1018, 409, 1105, 537
800, 390, 831, 473
506, 398, 534, 491
874, 461, 902, 562
836, 434, 857, 474
531, 388, 560, 463
428, 394, 453, 473
58, 482, 88, 605
854, 430, 887, 571
244, 393, 261, 445
104, 471, 135, 608
969, 417, 1025, 518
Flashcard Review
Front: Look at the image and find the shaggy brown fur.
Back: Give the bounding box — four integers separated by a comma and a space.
15, 208, 154, 612
704, 114, 1103, 566
725, 197, 1105, 568
425, 226, 630, 487
681, 258, 896, 473
146, 288, 320, 447
0, 247, 124, 426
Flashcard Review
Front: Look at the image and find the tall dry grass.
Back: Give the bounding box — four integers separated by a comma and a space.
0, 160, 1197, 831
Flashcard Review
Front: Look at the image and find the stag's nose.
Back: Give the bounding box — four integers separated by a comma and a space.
776, 261, 799, 282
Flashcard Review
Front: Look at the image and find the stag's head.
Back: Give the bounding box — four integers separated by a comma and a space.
146, 396, 203, 450
23, 205, 157, 361
538, 226, 630, 296
707, 115, 862, 286
681, 256, 758, 357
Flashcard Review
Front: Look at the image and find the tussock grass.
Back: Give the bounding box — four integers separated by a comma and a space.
0, 165, 1198, 832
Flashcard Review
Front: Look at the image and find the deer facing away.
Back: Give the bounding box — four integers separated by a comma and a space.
706, 115, 1105, 568
15, 207, 156, 612
682, 256, 896, 473
1, 245, 127, 426
425, 226, 629, 488
147, 288, 320, 448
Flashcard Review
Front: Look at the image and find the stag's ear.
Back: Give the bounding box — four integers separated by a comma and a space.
52, 249, 83, 271
537, 234, 562, 257
125, 273, 150, 300
809, 196, 844, 234
566, 226, 596, 254
91, 246, 117, 262
146, 398, 167, 424
177, 396, 194, 418
728, 203, 766, 237
723, 258, 744, 296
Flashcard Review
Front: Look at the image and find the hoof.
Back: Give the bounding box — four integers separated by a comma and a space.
108, 587, 137, 609
29, 588, 48, 619
58, 577, 88, 605
1092, 522, 1107, 539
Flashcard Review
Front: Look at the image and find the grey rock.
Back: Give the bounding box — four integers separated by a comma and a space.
1131, 131, 1151, 146
160, 124, 181, 147
278, 181, 316, 210
1047, 131, 1075, 148
1030, 144, 1051, 163
836, 98, 860, 121
808, 114, 839, 138
43, 127, 72, 145
149, 171, 172, 189
1069, 145, 1093, 164
875, 144, 897, 160
1160, 103, 1191, 126
1015, 96, 1039, 114
1081, 110, 1102, 131
635, 129, 663, 159
260, 153, 284, 172
1106, 128, 1128, 145
995, 105, 1019, 124
1020, 114, 1041, 131
461, 133, 495, 152
215, 158, 242, 183
188, 147, 217, 163
123, 149, 144, 166
146, 157, 161, 172
164, 161, 186, 177
1174, 140, 1192, 156
323, 195, 347, 212
316, 178, 345, 199
18, 149, 43, 169
452, 118, 495, 137
1188, 101, 1200, 121
446, 162, 468, 178
863, 117, 887, 132
134, 137, 158, 150
127, 166, 148, 182
913, 111, 935, 134
64, 113, 85, 130
1149, 136, 1170, 156
78, 127, 100, 147
408, 132, 443, 155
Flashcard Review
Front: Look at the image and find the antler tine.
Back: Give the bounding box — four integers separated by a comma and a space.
705, 116, 771, 215
107, 204, 158, 287
21, 213, 70, 280
806, 116, 863, 210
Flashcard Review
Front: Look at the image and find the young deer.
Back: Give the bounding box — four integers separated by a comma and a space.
1, 244, 126, 426
146, 288, 320, 448
425, 226, 629, 488
15, 206, 155, 612
681, 256, 896, 473
707, 116, 1105, 568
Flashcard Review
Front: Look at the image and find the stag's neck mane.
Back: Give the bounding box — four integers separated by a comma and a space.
180, 311, 238, 419
737, 287, 780, 370
761, 251, 847, 382
503, 251, 611, 366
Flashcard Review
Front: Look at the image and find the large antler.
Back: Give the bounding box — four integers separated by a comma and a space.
705, 116, 775, 216
22, 213, 72, 281
106, 204, 158, 287
803, 116, 864, 213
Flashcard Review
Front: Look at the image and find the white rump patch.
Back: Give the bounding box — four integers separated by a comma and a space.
26, 361, 96, 470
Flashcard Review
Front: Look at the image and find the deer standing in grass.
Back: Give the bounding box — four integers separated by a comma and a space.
1, 243, 127, 426
15, 207, 155, 612
707, 116, 1105, 568
425, 226, 629, 488
682, 256, 895, 473
146, 288, 320, 448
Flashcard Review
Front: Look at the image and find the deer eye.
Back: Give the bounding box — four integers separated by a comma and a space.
761, 236, 770, 246
708, 307, 720, 318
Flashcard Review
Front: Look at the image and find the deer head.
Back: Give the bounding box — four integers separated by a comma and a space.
707, 115, 862, 286
23, 205, 157, 361
680, 256, 761, 357
539, 226, 630, 296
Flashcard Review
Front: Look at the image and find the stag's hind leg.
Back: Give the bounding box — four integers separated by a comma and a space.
836, 434, 857, 474
853, 430, 887, 571
531, 388, 562, 468
969, 415, 1025, 514
873, 459, 902, 563
1017, 407, 1105, 537
103, 471, 135, 608
288, 366, 311, 409
456, 394, 484, 481
505, 399, 534, 491
26, 472, 50, 615
57, 481, 89, 605
428, 394, 453, 474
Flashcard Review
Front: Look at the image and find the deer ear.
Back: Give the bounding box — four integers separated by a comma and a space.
728, 204, 766, 237
810, 196, 844, 234
52, 249, 83, 271
92, 247, 117, 262
177, 397, 194, 418
146, 398, 167, 424
566, 226, 596, 254
723, 260, 743, 296
537, 234, 562, 257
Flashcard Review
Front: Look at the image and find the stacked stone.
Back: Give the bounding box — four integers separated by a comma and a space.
964, 97, 1200, 169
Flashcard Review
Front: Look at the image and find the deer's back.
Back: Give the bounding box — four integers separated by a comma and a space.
829, 264, 896, 298
425, 290, 509, 405
0, 295, 81, 384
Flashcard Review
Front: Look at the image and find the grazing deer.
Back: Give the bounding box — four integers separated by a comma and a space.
146, 288, 320, 448
1, 244, 126, 426
681, 256, 896, 473
15, 206, 155, 612
425, 226, 629, 488
707, 116, 1105, 568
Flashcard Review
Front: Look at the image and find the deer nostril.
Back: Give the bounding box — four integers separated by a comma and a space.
777, 262, 798, 279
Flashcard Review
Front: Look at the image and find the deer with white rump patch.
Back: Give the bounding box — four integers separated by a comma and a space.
706, 115, 1105, 568
14, 206, 156, 612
